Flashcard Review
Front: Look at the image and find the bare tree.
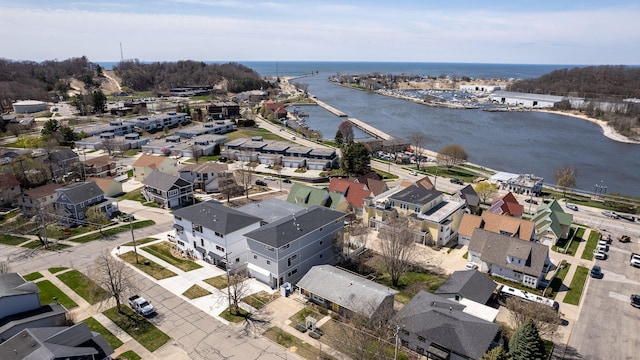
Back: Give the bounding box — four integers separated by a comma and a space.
338, 121, 354, 144
378, 217, 419, 287
409, 133, 426, 170
437, 144, 468, 169
190, 144, 202, 164
86, 206, 110, 236
228, 269, 250, 315
90, 250, 137, 313
101, 138, 117, 156
235, 159, 254, 199
506, 297, 563, 339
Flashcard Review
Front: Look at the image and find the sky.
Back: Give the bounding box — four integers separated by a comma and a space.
2, 0, 640, 65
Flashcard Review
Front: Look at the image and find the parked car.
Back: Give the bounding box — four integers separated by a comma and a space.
593, 250, 607, 260
255, 180, 268, 186
264, 176, 276, 181
524, 199, 539, 205
409, 171, 418, 176
631, 294, 640, 308
218, 156, 228, 162
566, 203, 579, 211
449, 178, 463, 185
619, 214, 636, 222
283, 178, 292, 183
630, 253, 640, 267
128, 295, 155, 316
619, 234, 631, 243
602, 210, 619, 219
596, 244, 608, 252
590, 265, 603, 279
464, 262, 478, 270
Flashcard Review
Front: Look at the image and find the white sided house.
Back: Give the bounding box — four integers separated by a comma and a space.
171, 201, 262, 268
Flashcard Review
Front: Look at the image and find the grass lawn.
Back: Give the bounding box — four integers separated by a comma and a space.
241, 291, 278, 310
553, 227, 582, 256
374, 269, 447, 304
319, 320, 408, 360
21, 240, 71, 251
117, 190, 160, 208
71, 220, 156, 243
121, 237, 158, 246
219, 307, 251, 323
103, 305, 170, 352
46, 224, 92, 239
23, 272, 43, 281
263, 327, 336, 360
0, 234, 30, 246
115, 350, 141, 360
225, 128, 288, 142
423, 165, 477, 183
182, 284, 211, 299
563, 265, 589, 305
143, 242, 202, 272
35, 280, 78, 309
581, 230, 601, 260
548, 263, 571, 299
84, 317, 124, 350
57, 270, 108, 305
288, 308, 324, 325
116, 350, 142, 360
119, 252, 177, 280
49, 267, 68, 274
203, 275, 228, 289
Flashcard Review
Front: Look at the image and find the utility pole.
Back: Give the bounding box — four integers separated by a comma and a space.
39, 206, 49, 250
129, 215, 139, 263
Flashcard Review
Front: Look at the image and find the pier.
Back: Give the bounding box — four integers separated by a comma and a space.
347, 117, 393, 140
313, 98, 348, 117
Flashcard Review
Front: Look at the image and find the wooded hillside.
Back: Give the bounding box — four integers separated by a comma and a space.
507, 65, 640, 100
113, 60, 270, 93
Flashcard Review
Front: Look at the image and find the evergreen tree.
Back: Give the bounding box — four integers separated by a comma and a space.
340, 141, 371, 175
91, 90, 107, 113
335, 129, 344, 145
509, 319, 546, 360
481, 345, 510, 360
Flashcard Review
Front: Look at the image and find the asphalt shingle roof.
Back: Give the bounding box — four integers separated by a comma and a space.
435, 270, 497, 304
243, 205, 345, 248
142, 170, 191, 191
56, 182, 104, 204
393, 291, 500, 359
389, 184, 441, 205
0, 273, 39, 298
172, 201, 262, 235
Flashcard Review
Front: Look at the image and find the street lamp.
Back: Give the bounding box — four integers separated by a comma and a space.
129, 215, 139, 264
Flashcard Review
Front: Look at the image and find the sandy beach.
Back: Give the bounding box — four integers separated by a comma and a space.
539, 110, 640, 145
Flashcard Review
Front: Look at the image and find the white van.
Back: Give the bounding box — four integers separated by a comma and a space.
596, 244, 608, 252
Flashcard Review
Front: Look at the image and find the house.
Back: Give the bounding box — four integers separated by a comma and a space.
531, 200, 573, 246
488, 172, 543, 196
172, 201, 263, 267
468, 228, 552, 288
393, 290, 501, 360
486, 192, 523, 217
244, 206, 346, 288
0, 273, 67, 340
455, 184, 481, 215
54, 182, 112, 226
178, 162, 237, 193
48, 149, 79, 179
141, 170, 193, 208
87, 177, 123, 198
0, 322, 114, 360
457, 211, 536, 246
328, 178, 374, 213
81, 155, 116, 178
348, 173, 388, 196
286, 183, 345, 211
18, 183, 61, 217
132, 154, 179, 181
0, 173, 21, 206
208, 101, 241, 120
435, 270, 497, 305
263, 99, 287, 119
297, 265, 397, 322
363, 184, 466, 246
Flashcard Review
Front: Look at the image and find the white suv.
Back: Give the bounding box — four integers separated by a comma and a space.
464, 262, 478, 270
593, 250, 607, 260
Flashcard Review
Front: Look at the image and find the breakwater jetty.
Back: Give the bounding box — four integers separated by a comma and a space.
313, 98, 348, 117
311, 95, 392, 140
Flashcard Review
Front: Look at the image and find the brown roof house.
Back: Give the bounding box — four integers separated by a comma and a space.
132, 154, 179, 182
0, 173, 21, 206
468, 228, 552, 289
81, 155, 117, 178
18, 183, 61, 217
87, 177, 123, 198
457, 211, 536, 246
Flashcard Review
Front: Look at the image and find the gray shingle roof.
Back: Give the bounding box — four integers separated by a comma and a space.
0, 273, 39, 298
56, 182, 104, 205
243, 205, 345, 248
142, 170, 191, 191
458, 184, 480, 207
389, 184, 441, 206
297, 265, 397, 317
237, 198, 305, 224
435, 270, 497, 304
49, 149, 78, 163
172, 200, 262, 235
469, 228, 549, 277
393, 291, 500, 359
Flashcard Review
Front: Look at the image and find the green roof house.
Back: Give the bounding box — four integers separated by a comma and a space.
531, 200, 573, 246
286, 183, 346, 211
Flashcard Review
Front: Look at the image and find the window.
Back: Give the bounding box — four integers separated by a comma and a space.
200, 239, 204, 247
215, 231, 224, 238
288, 254, 298, 267
281, 244, 290, 250
253, 255, 257, 260
193, 224, 203, 233
235, 258, 239, 263
266, 260, 271, 265
216, 245, 224, 252
177, 240, 185, 246
168, 189, 179, 197
319, 240, 323, 245
287, 268, 298, 277
264, 245, 275, 252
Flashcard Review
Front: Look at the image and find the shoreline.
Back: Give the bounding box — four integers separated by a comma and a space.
536, 110, 640, 145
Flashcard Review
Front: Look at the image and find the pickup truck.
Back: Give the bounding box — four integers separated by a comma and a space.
619, 235, 631, 243
630, 253, 640, 268
128, 295, 155, 316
